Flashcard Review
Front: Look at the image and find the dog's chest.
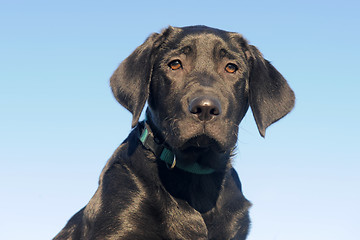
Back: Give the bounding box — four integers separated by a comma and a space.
158, 192, 240, 239
161, 200, 209, 239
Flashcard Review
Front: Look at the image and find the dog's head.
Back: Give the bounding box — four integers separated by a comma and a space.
110, 26, 294, 169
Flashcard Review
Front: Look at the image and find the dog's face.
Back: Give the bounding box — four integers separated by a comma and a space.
148, 28, 250, 156
110, 26, 294, 169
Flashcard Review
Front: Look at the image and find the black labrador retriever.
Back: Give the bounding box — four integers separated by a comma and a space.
54, 25, 295, 240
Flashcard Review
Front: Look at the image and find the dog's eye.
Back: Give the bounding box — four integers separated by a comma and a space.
168, 60, 182, 70
225, 63, 238, 73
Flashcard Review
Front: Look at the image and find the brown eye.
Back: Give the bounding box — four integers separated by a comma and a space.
225, 63, 238, 73
168, 60, 182, 70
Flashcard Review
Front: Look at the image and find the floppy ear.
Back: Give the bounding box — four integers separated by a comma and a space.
248, 45, 295, 137
110, 32, 163, 128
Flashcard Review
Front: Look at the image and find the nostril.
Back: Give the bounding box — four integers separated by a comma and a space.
189, 96, 222, 121
190, 106, 202, 115
210, 107, 220, 116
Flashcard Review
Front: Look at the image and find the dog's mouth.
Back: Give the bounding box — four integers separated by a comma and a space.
173, 134, 229, 170
179, 135, 224, 153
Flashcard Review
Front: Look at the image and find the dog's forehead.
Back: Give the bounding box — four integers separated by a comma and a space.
161, 28, 244, 59
172, 28, 232, 50
180, 34, 226, 49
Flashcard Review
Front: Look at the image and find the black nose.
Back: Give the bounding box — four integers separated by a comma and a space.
189, 96, 222, 121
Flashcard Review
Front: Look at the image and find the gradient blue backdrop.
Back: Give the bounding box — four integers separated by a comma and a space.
1, 0, 359, 239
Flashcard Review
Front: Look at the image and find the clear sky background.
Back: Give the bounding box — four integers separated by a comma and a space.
1, 0, 359, 239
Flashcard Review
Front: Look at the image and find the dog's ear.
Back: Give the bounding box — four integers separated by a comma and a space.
247, 45, 295, 137
110, 28, 172, 128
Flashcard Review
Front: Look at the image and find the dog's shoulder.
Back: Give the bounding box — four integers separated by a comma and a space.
99, 127, 158, 198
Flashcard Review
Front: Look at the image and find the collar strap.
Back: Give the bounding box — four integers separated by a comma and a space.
139, 122, 215, 175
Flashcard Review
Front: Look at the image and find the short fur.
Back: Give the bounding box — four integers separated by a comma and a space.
54, 25, 294, 240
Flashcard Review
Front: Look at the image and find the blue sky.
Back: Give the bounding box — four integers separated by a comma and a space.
1, 0, 359, 239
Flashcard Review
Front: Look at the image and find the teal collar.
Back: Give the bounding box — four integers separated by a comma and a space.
139, 122, 215, 175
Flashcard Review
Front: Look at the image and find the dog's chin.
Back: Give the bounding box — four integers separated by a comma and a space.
173, 135, 229, 170
179, 135, 224, 153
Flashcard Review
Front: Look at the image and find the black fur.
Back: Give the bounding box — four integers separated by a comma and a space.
54, 25, 294, 240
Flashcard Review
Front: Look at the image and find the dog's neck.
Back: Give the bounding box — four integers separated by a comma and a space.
138, 120, 216, 175
137, 114, 230, 213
